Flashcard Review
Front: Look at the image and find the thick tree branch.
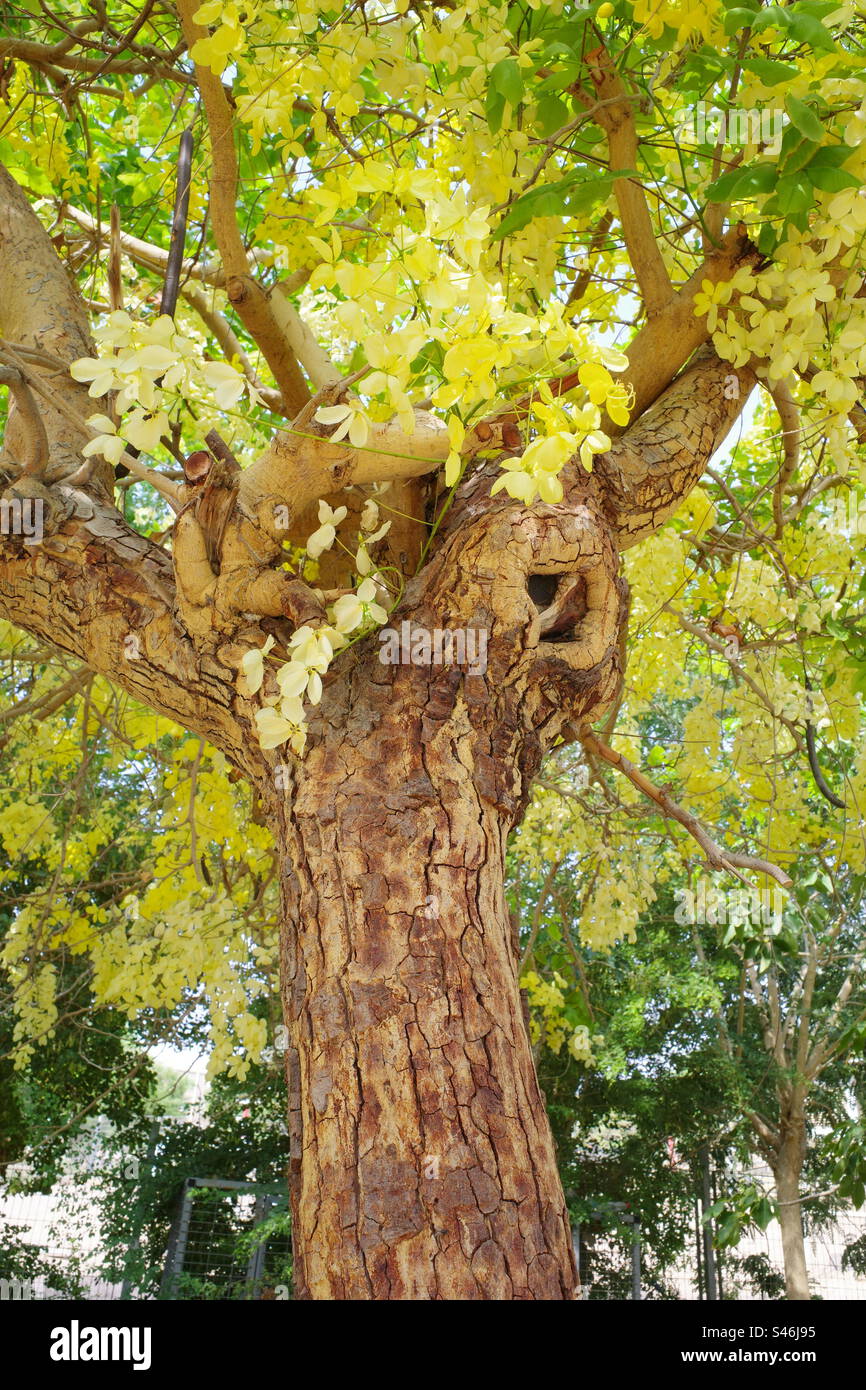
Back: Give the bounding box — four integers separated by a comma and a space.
616, 228, 759, 424
592, 348, 756, 548
175, 0, 311, 415
0, 360, 50, 477
0, 484, 256, 769
0, 162, 263, 765
542, 226, 759, 431
179, 282, 283, 411
269, 284, 341, 390
240, 409, 452, 533
0, 164, 107, 489
0, 340, 182, 506
584, 51, 673, 317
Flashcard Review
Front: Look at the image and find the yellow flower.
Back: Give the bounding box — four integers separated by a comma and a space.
331, 577, 389, 633
580, 430, 610, 470
202, 360, 246, 409
314, 401, 370, 447
254, 698, 307, 754
70, 357, 117, 398
306, 500, 348, 559
578, 362, 614, 406
82, 415, 125, 467
240, 635, 275, 696
693, 278, 731, 331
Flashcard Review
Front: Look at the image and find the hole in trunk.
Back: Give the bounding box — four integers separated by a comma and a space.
538, 576, 588, 644
527, 574, 559, 610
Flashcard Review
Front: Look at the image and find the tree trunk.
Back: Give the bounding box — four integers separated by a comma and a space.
266, 501, 626, 1297
774, 1121, 810, 1301
273, 722, 577, 1299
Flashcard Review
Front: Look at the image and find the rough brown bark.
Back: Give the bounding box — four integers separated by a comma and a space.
275, 736, 578, 1299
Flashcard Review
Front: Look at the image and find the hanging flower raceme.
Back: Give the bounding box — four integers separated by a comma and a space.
489, 354, 631, 506
70, 310, 253, 465
241, 501, 394, 756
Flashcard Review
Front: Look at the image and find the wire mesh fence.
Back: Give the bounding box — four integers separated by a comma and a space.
159, 1179, 291, 1300
0, 1174, 292, 1301
0, 1186, 122, 1300
575, 1200, 866, 1300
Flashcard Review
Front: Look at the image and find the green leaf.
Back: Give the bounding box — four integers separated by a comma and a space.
703, 1198, 728, 1220
715, 1213, 740, 1247
535, 94, 570, 137
724, 7, 764, 36
751, 6, 792, 33
756, 221, 780, 257
775, 172, 814, 215
489, 58, 524, 109
787, 8, 837, 49
485, 88, 505, 134
539, 40, 579, 64
491, 171, 613, 240
647, 745, 666, 766
742, 57, 800, 85
743, 164, 782, 197
808, 144, 857, 169
808, 165, 860, 192
705, 168, 745, 201
536, 63, 585, 95
681, 48, 734, 87
754, 1197, 774, 1230
706, 161, 777, 202
492, 183, 572, 238
785, 95, 825, 143
779, 130, 820, 175
793, 0, 845, 13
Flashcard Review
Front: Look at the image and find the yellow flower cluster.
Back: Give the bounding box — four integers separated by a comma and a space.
629, 0, 724, 45
521, 969, 600, 1065
241, 501, 393, 755
71, 311, 253, 465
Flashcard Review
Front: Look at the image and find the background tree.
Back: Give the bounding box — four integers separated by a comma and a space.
1, 0, 865, 1299
511, 764, 866, 1300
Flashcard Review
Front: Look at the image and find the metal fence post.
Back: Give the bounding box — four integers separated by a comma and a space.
699, 1145, 718, 1299
159, 1179, 195, 1299
631, 1220, 641, 1300
245, 1194, 274, 1299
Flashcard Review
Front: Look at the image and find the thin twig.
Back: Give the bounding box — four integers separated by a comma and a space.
580, 727, 793, 888
161, 127, 194, 318
770, 379, 800, 538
